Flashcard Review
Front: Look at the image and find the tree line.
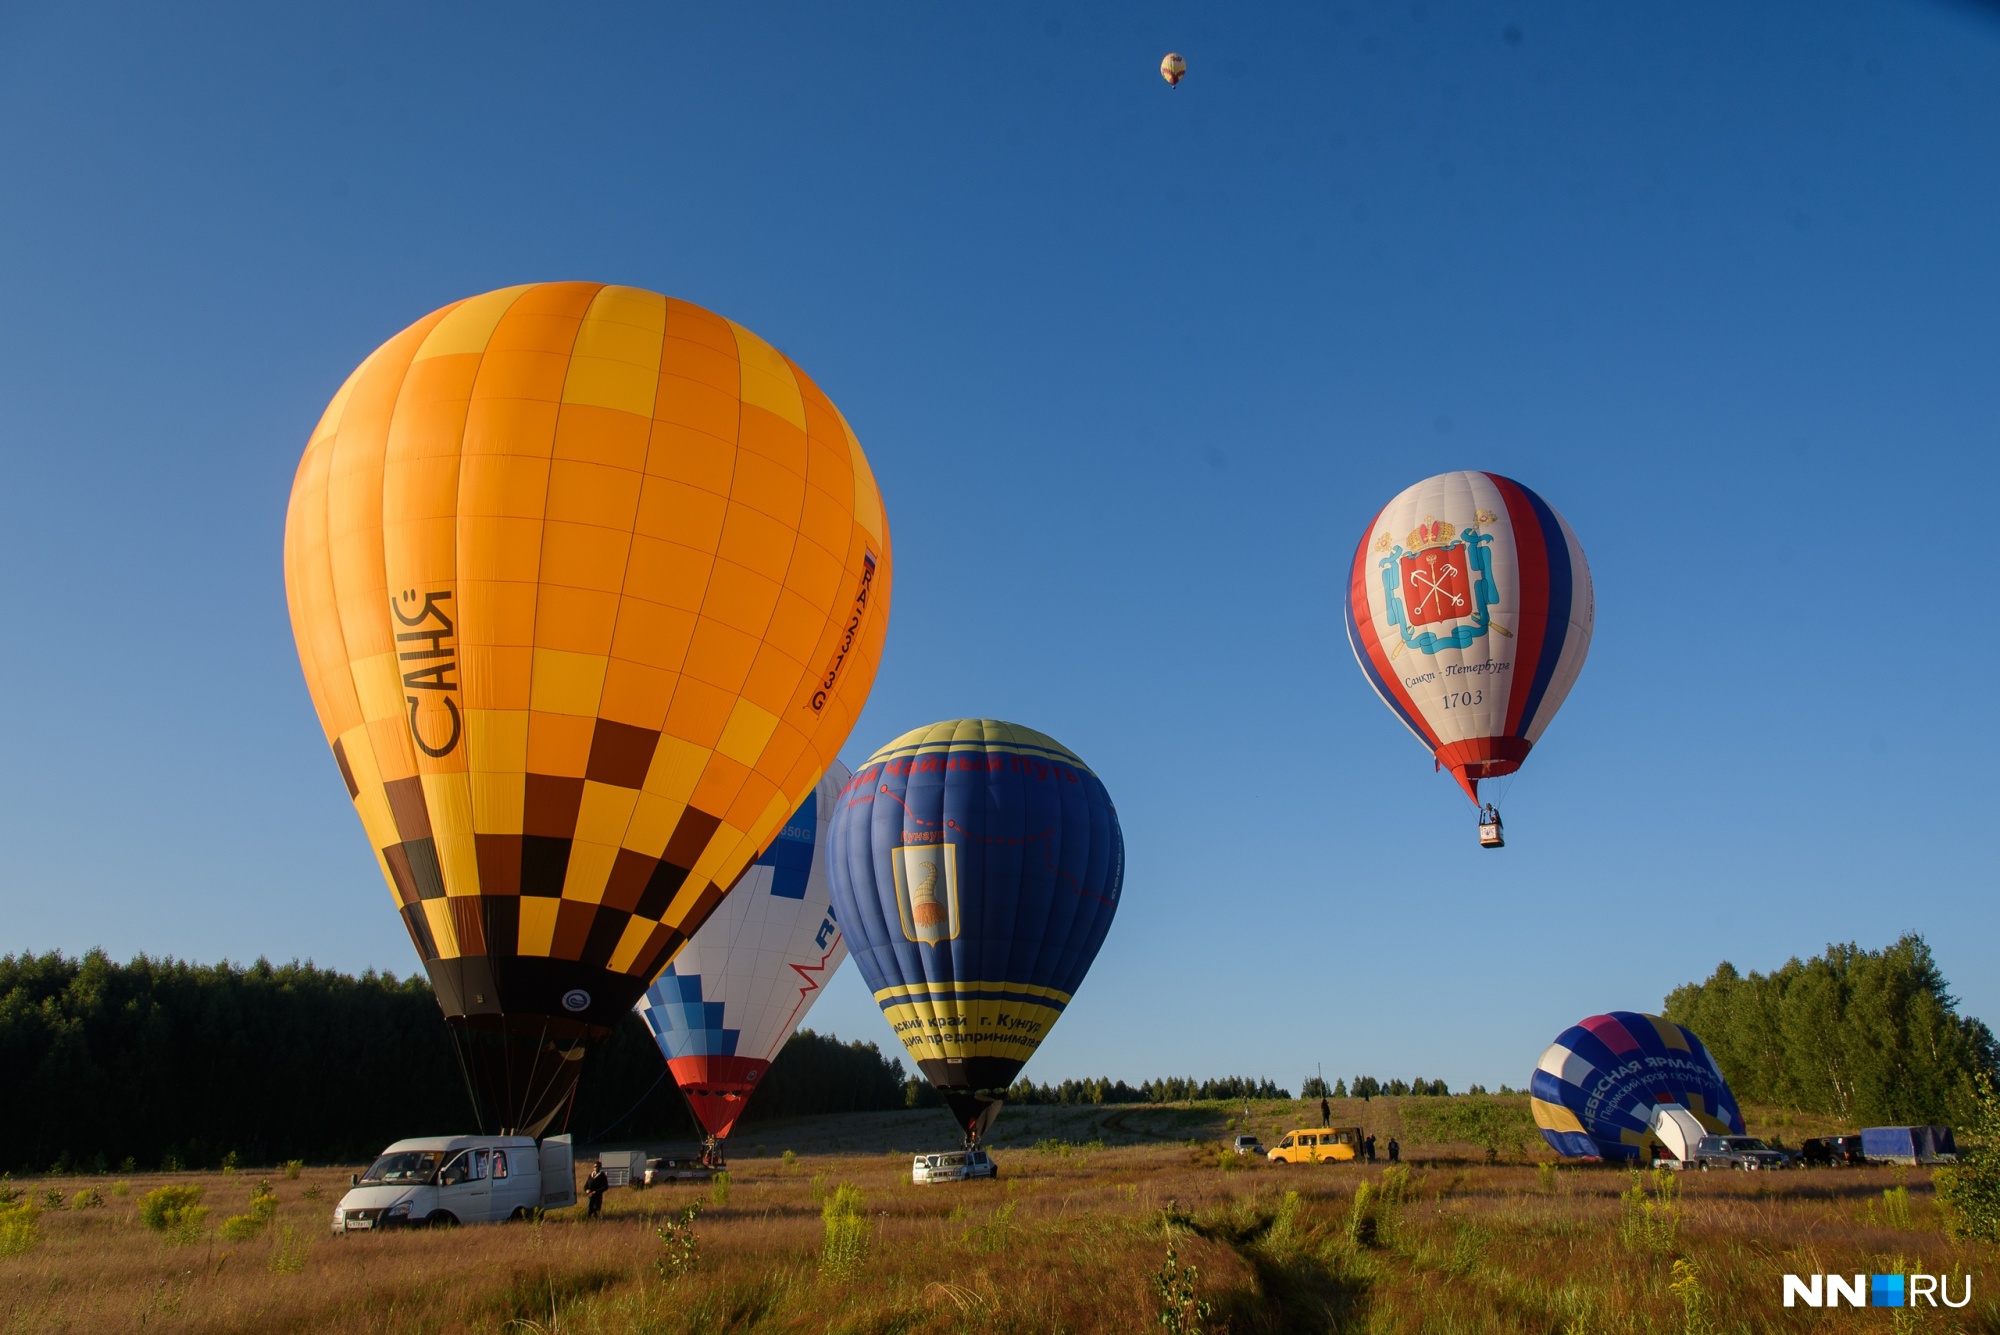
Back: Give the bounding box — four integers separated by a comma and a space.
997, 1075, 1292, 1106
0, 952, 910, 1173
1663, 934, 1997, 1128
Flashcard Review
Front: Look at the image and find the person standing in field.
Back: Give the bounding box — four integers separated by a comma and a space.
1365, 1134, 1377, 1163
583, 1161, 609, 1218
1320, 1096, 1331, 1127
1388, 1138, 1400, 1164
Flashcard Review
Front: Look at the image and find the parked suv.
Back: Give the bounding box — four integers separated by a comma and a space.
1232, 1134, 1265, 1157
1693, 1135, 1790, 1171
1799, 1135, 1865, 1168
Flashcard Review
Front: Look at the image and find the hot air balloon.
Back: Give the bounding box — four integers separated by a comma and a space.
1160, 53, 1187, 86
1344, 471, 1593, 845
283, 283, 892, 1136
1531, 1012, 1744, 1160
825, 720, 1123, 1145
636, 759, 852, 1157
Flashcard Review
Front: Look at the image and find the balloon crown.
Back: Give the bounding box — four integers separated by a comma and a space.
1405, 517, 1458, 551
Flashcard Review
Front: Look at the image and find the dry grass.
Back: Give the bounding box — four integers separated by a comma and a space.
3, 1100, 1998, 1333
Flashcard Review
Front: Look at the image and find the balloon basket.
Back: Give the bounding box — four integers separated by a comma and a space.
1477, 807, 1505, 849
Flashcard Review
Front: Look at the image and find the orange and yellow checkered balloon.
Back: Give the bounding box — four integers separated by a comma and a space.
283, 282, 891, 1133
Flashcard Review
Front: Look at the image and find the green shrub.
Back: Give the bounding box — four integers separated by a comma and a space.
1936, 1075, 2000, 1241
110, 1180, 131, 1197
1152, 1241, 1214, 1334
1619, 1167, 1680, 1253
138, 1184, 209, 1245
220, 1150, 240, 1174
655, 1202, 702, 1281
708, 1170, 730, 1208
0, 1202, 42, 1257
268, 1223, 309, 1274
819, 1183, 870, 1281
781, 1149, 797, 1170
71, 1188, 105, 1209
42, 1186, 66, 1211
219, 1212, 266, 1241
283, 1160, 304, 1180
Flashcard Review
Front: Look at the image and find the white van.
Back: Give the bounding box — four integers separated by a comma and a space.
332, 1134, 576, 1231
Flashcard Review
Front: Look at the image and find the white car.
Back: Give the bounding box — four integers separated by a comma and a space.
911, 1148, 997, 1184
332, 1134, 574, 1231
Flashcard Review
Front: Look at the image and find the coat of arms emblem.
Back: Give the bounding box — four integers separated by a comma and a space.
891, 843, 959, 945
1374, 513, 1503, 654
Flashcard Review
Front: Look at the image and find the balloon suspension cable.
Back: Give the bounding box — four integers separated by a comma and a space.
581, 1067, 669, 1145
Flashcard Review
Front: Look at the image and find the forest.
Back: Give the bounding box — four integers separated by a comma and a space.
0, 952, 907, 1173
1663, 933, 1997, 1126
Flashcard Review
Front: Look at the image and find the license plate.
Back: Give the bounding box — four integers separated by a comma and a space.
347, 1218, 374, 1229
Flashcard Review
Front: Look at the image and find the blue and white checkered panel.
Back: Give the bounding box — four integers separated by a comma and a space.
632, 762, 853, 1078
636, 967, 740, 1059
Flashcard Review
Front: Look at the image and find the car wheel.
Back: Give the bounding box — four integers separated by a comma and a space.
426, 1210, 459, 1227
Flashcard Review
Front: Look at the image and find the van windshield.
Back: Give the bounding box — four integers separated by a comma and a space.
360, 1151, 441, 1184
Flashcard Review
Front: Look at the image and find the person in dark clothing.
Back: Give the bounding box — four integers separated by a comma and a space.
1387, 1138, 1400, 1164
1320, 1097, 1331, 1128
583, 1162, 609, 1218
1364, 1134, 1377, 1163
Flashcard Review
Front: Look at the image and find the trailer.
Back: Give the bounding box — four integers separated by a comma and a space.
594, 1149, 647, 1187
1859, 1125, 1958, 1166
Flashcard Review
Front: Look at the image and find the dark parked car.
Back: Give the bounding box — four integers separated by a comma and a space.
1693, 1135, 1791, 1170
1799, 1135, 1865, 1167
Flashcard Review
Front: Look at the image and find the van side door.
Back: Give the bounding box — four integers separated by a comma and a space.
435, 1149, 491, 1223
490, 1148, 535, 1220
539, 1135, 576, 1209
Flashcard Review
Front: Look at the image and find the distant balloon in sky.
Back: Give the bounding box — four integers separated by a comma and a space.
1344, 471, 1592, 839
1161, 53, 1186, 86
826, 720, 1123, 1144
636, 760, 852, 1143
283, 282, 892, 1136
1531, 1012, 1744, 1160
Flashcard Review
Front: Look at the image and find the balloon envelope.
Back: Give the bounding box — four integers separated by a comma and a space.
283, 283, 892, 1135
1161, 53, 1186, 85
826, 720, 1123, 1140
1345, 471, 1592, 804
636, 760, 852, 1139
1531, 1012, 1744, 1160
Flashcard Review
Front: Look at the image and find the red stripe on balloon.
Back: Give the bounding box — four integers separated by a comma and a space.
1488, 473, 1550, 738
1347, 510, 1441, 751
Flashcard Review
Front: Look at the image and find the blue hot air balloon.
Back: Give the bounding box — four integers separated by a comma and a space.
826, 720, 1123, 1143
1531, 1012, 1744, 1160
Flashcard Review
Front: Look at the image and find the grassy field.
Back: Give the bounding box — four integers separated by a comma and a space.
2, 1097, 1994, 1334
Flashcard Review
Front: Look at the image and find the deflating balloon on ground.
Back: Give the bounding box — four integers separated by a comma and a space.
1530, 1011, 1744, 1160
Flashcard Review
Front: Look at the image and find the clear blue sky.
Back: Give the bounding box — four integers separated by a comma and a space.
3, 1, 1996, 1093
